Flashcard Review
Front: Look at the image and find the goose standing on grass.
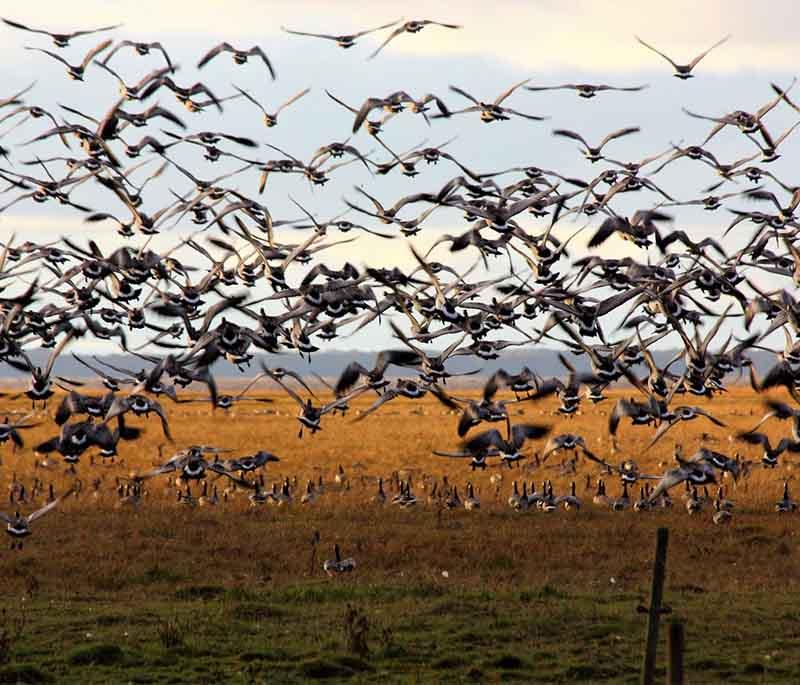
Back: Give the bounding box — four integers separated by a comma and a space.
539, 482, 557, 512
248, 480, 272, 507
464, 482, 480, 510
398, 481, 417, 507
508, 481, 522, 510
593, 479, 610, 507
713, 497, 733, 525
715, 486, 735, 512
555, 481, 581, 511
324, 544, 356, 576
776, 482, 797, 513
177, 485, 197, 507
198, 483, 219, 507
371, 478, 387, 504
115, 482, 142, 509
301, 480, 317, 505
633, 486, 651, 512
686, 487, 703, 515
527, 481, 544, 509
445, 485, 461, 509
612, 481, 631, 511
275, 479, 293, 506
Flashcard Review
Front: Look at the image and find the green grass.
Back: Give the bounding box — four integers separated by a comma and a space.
2, 583, 799, 683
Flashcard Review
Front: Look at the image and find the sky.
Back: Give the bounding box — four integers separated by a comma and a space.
0, 1, 798, 353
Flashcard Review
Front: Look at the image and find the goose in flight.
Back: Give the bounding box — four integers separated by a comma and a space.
197, 43, 276, 80
2, 17, 120, 48
635, 34, 731, 79
1, 486, 74, 549
369, 19, 461, 59
281, 19, 400, 49
25, 39, 112, 81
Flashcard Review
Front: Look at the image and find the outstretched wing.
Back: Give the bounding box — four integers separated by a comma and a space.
197, 42, 232, 68
28, 488, 74, 523
688, 34, 731, 69
368, 24, 407, 59
635, 36, 679, 70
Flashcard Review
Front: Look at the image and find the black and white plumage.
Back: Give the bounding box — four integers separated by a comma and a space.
323, 544, 356, 575
104, 394, 172, 441
736, 431, 800, 468
0, 486, 73, 549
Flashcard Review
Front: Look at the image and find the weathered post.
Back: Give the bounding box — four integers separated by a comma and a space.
666, 620, 685, 685
640, 527, 669, 685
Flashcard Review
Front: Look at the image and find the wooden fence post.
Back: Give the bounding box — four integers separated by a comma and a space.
640, 527, 669, 685
667, 620, 684, 685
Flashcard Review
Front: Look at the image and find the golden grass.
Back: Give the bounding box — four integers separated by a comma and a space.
0, 385, 796, 588
0, 385, 797, 683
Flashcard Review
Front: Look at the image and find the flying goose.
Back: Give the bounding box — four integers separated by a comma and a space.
0, 486, 73, 549
234, 86, 311, 128
197, 43, 275, 79
281, 20, 400, 48
101, 40, 173, 70
368, 19, 461, 59
736, 431, 800, 468
2, 18, 120, 47
526, 82, 648, 98
635, 34, 731, 79
552, 126, 640, 163
440, 80, 547, 123
25, 39, 112, 81
0, 413, 40, 451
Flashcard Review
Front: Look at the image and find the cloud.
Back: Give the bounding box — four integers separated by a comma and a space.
1, 1, 798, 72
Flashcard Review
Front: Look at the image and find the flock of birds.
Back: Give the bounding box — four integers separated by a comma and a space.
0, 17, 800, 570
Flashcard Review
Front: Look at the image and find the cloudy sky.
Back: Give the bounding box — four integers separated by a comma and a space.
0, 1, 798, 352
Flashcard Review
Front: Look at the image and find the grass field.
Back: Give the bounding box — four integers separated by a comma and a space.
0, 385, 798, 683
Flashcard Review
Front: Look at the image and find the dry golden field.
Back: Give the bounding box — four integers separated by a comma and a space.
0, 385, 798, 684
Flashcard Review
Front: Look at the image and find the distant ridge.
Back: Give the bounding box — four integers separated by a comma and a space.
0, 347, 774, 384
